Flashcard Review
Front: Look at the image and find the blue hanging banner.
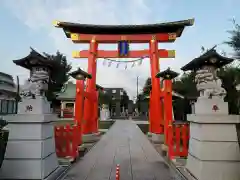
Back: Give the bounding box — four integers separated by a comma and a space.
118, 41, 129, 57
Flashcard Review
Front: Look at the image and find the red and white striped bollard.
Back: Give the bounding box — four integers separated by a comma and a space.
116, 164, 120, 180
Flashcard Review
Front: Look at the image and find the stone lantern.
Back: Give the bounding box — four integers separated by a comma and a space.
69, 68, 92, 146
69, 67, 92, 80
1, 48, 63, 180
69, 67, 91, 126
181, 48, 240, 180
156, 67, 179, 143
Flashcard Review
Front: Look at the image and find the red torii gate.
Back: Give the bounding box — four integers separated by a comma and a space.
54, 19, 194, 137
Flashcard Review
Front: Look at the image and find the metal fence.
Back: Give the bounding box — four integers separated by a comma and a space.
0, 99, 18, 115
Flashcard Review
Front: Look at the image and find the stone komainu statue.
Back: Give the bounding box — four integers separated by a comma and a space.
195, 68, 226, 99
20, 68, 49, 99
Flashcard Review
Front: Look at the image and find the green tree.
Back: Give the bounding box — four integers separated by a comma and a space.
172, 72, 198, 120
43, 51, 72, 102
172, 72, 198, 98
218, 65, 240, 114
120, 90, 129, 110
224, 19, 240, 113
142, 77, 151, 97
226, 19, 240, 59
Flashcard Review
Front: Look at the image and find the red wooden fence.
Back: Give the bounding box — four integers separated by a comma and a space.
167, 123, 189, 160
54, 124, 81, 160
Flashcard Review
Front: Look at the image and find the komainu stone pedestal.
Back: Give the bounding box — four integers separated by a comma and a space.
0, 98, 62, 180
186, 98, 240, 180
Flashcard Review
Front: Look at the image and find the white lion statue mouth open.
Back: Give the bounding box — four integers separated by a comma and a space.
195, 66, 226, 100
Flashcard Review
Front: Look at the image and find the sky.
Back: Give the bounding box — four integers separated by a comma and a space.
0, 0, 240, 100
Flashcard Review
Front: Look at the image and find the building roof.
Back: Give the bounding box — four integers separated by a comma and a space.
0, 73, 14, 87
13, 48, 60, 70
0, 72, 13, 80
0, 71, 17, 97
96, 84, 104, 91
181, 48, 234, 71
56, 82, 76, 100
54, 19, 194, 37
0, 89, 17, 98
56, 82, 105, 100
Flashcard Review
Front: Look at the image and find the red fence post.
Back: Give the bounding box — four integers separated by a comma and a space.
167, 125, 174, 160
167, 123, 190, 160
181, 124, 189, 157
55, 125, 67, 157
175, 126, 181, 155
55, 126, 61, 157
71, 125, 79, 159
54, 124, 79, 160
65, 125, 71, 157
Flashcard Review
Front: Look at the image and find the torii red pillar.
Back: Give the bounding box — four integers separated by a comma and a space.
93, 90, 99, 133
149, 91, 153, 133
149, 39, 163, 134
82, 40, 98, 135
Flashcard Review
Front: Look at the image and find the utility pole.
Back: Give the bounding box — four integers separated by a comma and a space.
136, 76, 139, 114
136, 76, 139, 99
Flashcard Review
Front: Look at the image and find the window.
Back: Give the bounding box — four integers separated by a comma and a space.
13, 101, 17, 114
120, 91, 123, 96
7, 101, 13, 114
66, 103, 74, 108
112, 89, 116, 93
1, 100, 7, 114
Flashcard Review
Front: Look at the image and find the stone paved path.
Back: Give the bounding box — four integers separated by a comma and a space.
63, 120, 175, 180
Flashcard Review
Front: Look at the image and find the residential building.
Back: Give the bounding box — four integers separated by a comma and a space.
104, 88, 130, 118
0, 72, 17, 114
